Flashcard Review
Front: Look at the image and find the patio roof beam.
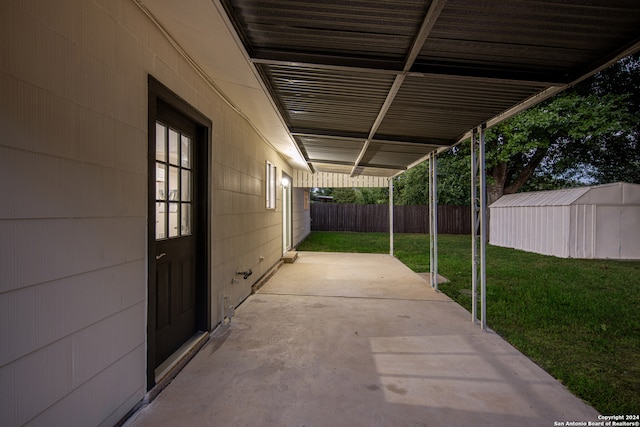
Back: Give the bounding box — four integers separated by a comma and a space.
364, 163, 408, 171
253, 53, 561, 85
350, 0, 447, 177
293, 129, 451, 147
403, 0, 448, 72
350, 74, 405, 177
251, 51, 403, 76
292, 133, 365, 143
412, 63, 567, 85
306, 159, 354, 167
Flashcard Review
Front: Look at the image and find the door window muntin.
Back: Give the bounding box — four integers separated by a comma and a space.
155, 122, 193, 240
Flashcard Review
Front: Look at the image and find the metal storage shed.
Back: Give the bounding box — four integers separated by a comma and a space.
489, 182, 640, 260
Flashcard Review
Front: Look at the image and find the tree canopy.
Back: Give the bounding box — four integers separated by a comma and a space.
311, 187, 388, 204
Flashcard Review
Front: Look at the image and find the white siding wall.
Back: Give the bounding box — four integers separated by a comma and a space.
292, 188, 311, 247
620, 206, 640, 259
0, 0, 299, 425
293, 169, 389, 188
490, 205, 570, 257
492, 201, 640, 260
594, 205, 640, 259
491, 184, 640, 260
569, 204, 596, 259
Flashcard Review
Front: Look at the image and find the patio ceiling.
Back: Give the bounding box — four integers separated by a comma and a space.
218, 0, 640, 177
141, 0, 640, 178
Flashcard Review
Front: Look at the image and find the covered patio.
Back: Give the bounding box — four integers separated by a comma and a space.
124, 252, 598, 426
140, 0, 640, 330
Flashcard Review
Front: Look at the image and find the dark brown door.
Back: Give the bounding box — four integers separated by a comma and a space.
147, 77, 211, 389
153, 120, 198, 365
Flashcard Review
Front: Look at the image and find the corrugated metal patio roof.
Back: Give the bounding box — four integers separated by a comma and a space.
219, 0, 640, 177
140, 0, 640, 178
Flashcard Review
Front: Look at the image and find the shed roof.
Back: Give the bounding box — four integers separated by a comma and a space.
140, 0, 640, 177
490, 182, 640, 208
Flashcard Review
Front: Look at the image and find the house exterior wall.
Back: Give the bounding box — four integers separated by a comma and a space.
0, 0, 300, 425
292, 187, 311, 247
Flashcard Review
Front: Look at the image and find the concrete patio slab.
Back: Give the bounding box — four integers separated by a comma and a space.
123, 252, 599, 427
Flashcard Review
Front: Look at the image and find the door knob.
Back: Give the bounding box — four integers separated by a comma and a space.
156, 253, 166, 260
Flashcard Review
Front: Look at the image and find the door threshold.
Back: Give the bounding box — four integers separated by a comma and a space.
155, 331, 209, 384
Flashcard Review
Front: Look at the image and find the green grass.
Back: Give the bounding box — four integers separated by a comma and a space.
297, 231, 640, 415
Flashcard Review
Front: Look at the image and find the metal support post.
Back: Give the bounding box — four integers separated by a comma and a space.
471, 129, 479, 324
389, 178, 394, 256
428, 152, 438, 291
471, 126, 488, 329
479, 125, 487, 330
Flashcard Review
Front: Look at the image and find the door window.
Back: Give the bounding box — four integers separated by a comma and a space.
155, 123, 193, 239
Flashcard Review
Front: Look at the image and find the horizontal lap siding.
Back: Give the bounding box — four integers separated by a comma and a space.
0, 0, 298, 425
311, 204, 470, 234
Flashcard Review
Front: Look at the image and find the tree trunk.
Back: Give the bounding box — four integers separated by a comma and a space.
487, 184, 504, 207
484, 164, 509, 242
484, 184, 505, 242
504, 146, 549, 194
483, 147, 548, 242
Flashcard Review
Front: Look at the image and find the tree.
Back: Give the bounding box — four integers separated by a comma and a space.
355, 187, 388, 204
393, 149, 473, 206
482, 89, 633, 205
331, 187, 358, 203
572, 54, 640, 184
394, 162, 428, 205
311, 187, 389, 204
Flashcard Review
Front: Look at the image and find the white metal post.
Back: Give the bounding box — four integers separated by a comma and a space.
479, 125, 487, 330
471, 129, 479, 324
471, 126, 488, 329
389, 178, 394, 256
429, 152, 439, 291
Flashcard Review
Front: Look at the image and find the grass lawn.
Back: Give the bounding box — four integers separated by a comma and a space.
297, 231, 640, 415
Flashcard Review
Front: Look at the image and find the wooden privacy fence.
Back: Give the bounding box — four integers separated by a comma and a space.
311, 204, 471, 234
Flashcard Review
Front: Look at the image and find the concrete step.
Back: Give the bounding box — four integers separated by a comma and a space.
282, 251, 298, 263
